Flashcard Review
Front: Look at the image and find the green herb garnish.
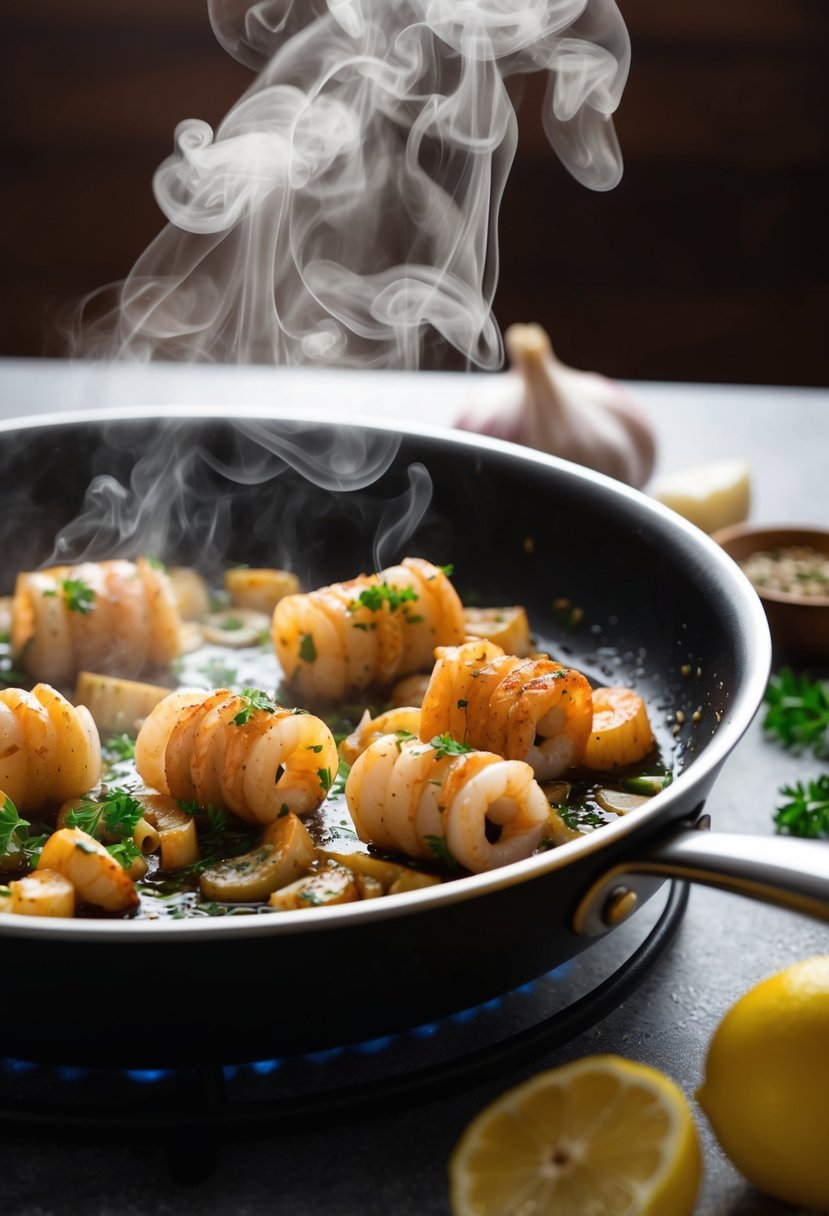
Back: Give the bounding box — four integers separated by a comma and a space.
65, 789, 144, 843
559, 804, 606, 832
59, 577, 96, 615
176, 801, 257, 871
107, 839, 143, 870
349, 582, 418, 614
0, 796, 31, 857
763, 669, 829, 756
0, 798, 48, 866
429, 733, 472, 761
197, 657, 239, 689
774, 775, 829, 838
103, 733, 137, 763
232, 688, 277, 726
299, 632, 317, 663
424, 834, 459, 869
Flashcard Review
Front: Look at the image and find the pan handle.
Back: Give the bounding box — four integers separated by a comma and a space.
573, 818, 829, 936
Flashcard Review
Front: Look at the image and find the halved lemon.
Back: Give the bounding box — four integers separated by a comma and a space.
449, 1054, 701, 1216
696, 954, 829, 1210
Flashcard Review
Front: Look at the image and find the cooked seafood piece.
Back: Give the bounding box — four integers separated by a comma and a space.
345, 735, 553, 873
135, 688, 338, 825
272, 557, 465, 702
37, 827, 139, 913
419, 640, 595, 781
12, 558, 181, 683
0, 684, 101, 810
583, 686, 655, 770
339, 705, 421, 766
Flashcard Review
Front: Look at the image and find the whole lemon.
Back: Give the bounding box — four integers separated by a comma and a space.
696, 955, 829, 1209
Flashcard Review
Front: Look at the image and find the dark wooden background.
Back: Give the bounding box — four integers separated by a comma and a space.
2, 0, 828, 384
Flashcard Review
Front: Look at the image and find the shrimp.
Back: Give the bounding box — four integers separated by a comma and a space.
272, 556, 465, 702
345, 735, 549, 874
137, 557, 181, 668
419, 640, 594, 780
0, 684, 100, 810
37, 827, 139, 912
134, 689, 338, 826
11, 558, 182, 684
31, 683, 102, 803
0, 688, 57, 809
133, 689, 206, 795
582, 686, 655, 770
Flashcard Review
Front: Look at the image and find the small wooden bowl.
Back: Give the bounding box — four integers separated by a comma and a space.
713, 524, 829, 660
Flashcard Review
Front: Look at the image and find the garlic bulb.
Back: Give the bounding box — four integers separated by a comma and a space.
456, 323, 656, 488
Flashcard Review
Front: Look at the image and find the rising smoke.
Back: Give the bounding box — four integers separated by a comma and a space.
72, 0, 629, 369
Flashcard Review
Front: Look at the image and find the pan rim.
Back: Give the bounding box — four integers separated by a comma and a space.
0, 404, 772, 941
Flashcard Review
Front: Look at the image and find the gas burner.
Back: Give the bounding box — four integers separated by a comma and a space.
0, 882, 688, 1176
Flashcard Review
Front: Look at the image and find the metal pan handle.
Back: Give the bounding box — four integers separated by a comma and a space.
573, 818, 829, 936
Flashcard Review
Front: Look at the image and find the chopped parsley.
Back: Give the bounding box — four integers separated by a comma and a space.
429, 733, 472, 760
349, 582, 418, 614
103, 733, 137, 763
176, 801, 257, 870
424, 834, 460, 869
232, 688, 277, 725
197, 657, 239, 688
107, 839, 143, 870
50, 577, 96, 615
218, 615, 245, 631
299, 632, 317, 663
559, 804, 606, 832
317, 767, 333, 793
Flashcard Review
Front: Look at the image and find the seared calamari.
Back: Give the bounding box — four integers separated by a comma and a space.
135, 688, 338, 825
272, 557, 465, 702
419, 640, 595, 781
346, 734, 554, 873
12, 558, 181, 684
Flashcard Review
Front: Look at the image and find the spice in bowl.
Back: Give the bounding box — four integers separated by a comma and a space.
713, 524, 829, 660
738, 544, 829, 598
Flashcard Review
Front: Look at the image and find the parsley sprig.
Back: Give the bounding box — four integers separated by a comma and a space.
763, 669, 829, 756
64, 788, 145, 869
774, 776, 829, 839
0, 796, 47, 865
429, 733, 472, 760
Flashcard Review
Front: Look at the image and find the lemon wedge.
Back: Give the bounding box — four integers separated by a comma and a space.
696, 954, 829, 1210
449, 1054, 701, 1216
649, 457, 750, 533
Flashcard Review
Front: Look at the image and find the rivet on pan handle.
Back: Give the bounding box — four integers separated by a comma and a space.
573, 815, 829, 936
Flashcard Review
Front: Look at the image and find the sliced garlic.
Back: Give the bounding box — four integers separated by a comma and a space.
595, 788, 651, 816
225, 567, 300, 614
463, 605, 533, 656
202, 608, 271, 647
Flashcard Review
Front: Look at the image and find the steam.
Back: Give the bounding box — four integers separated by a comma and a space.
72, 0, 629, 369
45, 415, 409, 572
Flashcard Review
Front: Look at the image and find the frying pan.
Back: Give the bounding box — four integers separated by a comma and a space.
0, 406, 824, 1068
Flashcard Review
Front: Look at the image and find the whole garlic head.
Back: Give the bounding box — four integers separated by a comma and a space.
456, 323, 656, 488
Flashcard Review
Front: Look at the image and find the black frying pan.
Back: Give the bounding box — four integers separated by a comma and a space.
0, 407, 824, 1067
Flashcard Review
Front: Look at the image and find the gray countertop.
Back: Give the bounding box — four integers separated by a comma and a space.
1, 360, 828, 1215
